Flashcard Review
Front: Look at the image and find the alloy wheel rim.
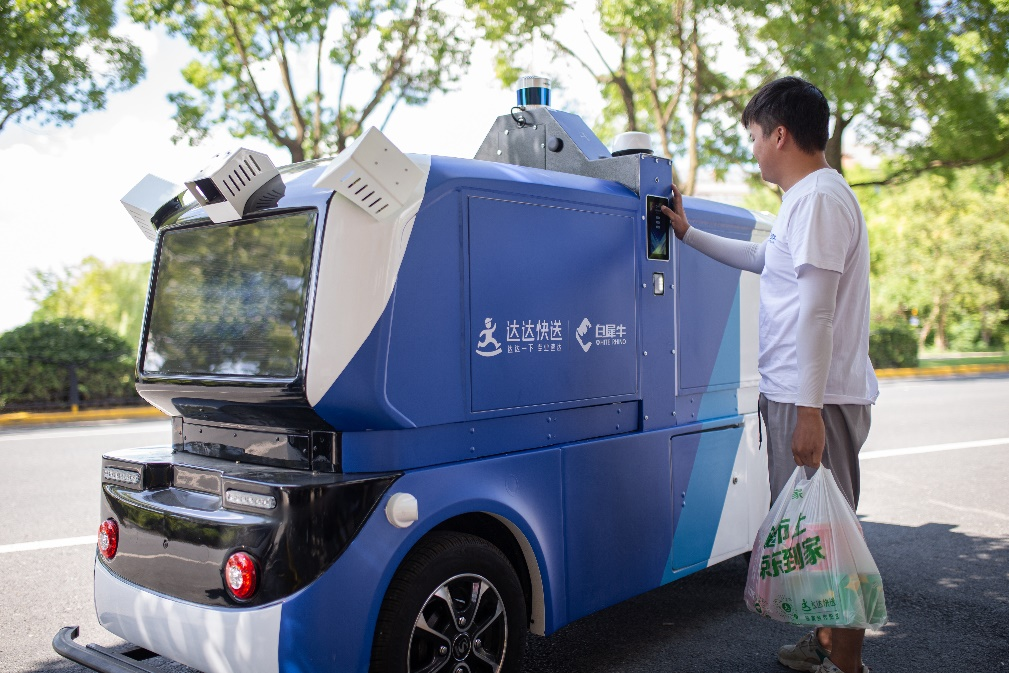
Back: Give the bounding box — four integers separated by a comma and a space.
407, 573, 508, 673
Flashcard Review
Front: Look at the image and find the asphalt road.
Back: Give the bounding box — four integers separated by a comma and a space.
2, 374, 1007, 673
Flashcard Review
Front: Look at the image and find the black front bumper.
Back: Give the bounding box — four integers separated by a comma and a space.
100, 447, 399, 607
53, 627, 161, 673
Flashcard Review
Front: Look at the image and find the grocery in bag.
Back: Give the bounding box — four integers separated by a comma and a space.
744, 466, 887, 628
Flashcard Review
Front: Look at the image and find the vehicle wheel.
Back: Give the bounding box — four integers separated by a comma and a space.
370, 531, 527, 673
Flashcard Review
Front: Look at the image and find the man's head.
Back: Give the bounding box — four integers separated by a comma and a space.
741, 77, 830, 187
742, 76, 830, 154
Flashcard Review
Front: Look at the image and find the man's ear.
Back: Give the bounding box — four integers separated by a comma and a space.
774, 126, 788, 149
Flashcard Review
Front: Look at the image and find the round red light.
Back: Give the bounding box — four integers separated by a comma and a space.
224, 551, 258, 600
98, 519, 119, 560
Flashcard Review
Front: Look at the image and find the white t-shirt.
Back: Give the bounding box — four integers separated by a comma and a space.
759, 168, 879, 405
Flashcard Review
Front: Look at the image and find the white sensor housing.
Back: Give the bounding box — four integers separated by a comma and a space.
612, 131, 653, 156
385, 492, 419, 528
121, 174, 186, 241
313, 127, 425, 221
185, 148, 279, 224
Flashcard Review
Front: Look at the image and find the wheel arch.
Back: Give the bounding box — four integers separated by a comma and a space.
428, 511, 547, 636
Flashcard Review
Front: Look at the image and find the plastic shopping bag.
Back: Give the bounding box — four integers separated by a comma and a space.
744, 466, 887, 629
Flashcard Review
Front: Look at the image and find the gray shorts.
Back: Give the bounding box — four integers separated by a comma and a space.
758, 394, 871, 510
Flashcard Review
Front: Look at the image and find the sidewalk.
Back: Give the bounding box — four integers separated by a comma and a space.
3, 361, 1007, 429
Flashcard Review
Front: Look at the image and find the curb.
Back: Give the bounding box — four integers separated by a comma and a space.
875, 363, 1009, 379
0, 405, 167, 428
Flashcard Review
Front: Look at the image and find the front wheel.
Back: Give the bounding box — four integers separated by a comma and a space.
370, 532, 527, 673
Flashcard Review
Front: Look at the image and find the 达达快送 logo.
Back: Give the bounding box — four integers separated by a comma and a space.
475, 317, 503, 357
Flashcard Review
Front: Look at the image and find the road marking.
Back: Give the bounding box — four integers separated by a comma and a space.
861, 437, 1009, 460
0, 421, 170, 443
926, 498, 1009, 523
0, 536, 94, 555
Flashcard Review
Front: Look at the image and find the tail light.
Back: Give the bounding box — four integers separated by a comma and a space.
98, 519, 119, 560
224, 551, 258, 600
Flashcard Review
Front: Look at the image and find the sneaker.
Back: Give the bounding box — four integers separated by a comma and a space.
812, 657, 871, 673
778, 630, 826, 672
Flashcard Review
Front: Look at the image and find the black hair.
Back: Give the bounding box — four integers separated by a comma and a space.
741, 76, 830, 154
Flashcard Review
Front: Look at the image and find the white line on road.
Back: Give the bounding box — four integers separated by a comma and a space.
861, 437, 1009, 460
926, 498, 1009, 523
0, 421, 170, 443
0, 536, 94, 554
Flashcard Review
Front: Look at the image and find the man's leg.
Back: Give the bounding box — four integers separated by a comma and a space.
758, 393, 799, 504
827, 628, 865, 673
763, 398, 873, 672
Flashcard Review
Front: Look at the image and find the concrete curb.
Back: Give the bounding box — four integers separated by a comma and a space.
2, 363, 1006, 427
875, 363, 1009, 379
0, 405, 167, 428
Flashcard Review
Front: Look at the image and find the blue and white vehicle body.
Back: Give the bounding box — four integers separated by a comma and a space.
56, 84, 771, 673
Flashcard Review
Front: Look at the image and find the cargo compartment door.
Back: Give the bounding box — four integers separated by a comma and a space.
467, 196, 638, 412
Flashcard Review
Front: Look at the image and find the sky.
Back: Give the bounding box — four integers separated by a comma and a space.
0, 16, 613, 334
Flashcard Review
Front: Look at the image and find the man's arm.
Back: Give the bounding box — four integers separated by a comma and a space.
790, 263, 841, 468
661, 185, 766, 274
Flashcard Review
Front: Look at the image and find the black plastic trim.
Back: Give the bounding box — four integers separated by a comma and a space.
99, 448, 398, 607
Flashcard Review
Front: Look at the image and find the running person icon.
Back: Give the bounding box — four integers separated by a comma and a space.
476, 317, 503, 356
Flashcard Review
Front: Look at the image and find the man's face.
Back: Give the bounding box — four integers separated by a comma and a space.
748, 122, 777, 184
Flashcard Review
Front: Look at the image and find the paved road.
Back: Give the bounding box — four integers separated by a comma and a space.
2, 374, 1007, 673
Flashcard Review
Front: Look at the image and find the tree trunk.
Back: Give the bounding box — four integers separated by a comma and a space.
934, 308, 947, 352
825, 111, 848, 174
683, 22, 700, 196
918, 305, 938, 349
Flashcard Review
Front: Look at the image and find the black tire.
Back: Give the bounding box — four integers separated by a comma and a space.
370, 532, 527, 673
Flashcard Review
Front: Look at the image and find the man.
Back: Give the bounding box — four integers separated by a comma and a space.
661, 76, 879, 673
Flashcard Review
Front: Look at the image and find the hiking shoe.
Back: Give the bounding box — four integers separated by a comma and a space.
812, 657, 871, 673
778, 630, 826, 672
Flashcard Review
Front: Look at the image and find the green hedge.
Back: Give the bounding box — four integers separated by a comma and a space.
870, 321, 920, 369
0, 318, 137, 411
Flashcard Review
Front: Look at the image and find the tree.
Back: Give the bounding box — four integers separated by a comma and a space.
866, 169, 1009, 351
0, 0, 144, 133
127, 0, 472, 162
0, 318, 135, 410
469, 0, 756, 194
28, 257, 151, 352
751, 0, 1009, 185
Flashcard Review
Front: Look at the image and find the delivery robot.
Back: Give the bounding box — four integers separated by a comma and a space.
55, 76, 771, 673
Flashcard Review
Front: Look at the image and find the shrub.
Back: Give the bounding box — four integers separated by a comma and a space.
869, 321, 919, 369
0, 318, 137, 411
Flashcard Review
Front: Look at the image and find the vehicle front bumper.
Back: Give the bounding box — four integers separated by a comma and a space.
53, 559, 284, 673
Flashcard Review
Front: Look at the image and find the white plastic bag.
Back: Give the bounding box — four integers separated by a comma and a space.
744, 466, 887, 629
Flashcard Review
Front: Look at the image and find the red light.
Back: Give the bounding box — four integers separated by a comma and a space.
224, 551, 258, 600
98, 519, 118, 560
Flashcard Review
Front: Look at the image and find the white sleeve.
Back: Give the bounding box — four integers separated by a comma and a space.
789, 193, 854, 273
682, 227, 766, 274
796, 264, 841, 408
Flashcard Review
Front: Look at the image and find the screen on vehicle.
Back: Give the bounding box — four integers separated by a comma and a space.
143, 211, 317, 378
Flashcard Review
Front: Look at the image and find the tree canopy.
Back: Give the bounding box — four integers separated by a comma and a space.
128, 0, 472, 162
752, 0, 1009, 184
866, 168, 1009, 350
28, 257, 151, 352
1, 0, 144, 133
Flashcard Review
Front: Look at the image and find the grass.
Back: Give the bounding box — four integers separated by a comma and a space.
917, 353, 1009, 368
